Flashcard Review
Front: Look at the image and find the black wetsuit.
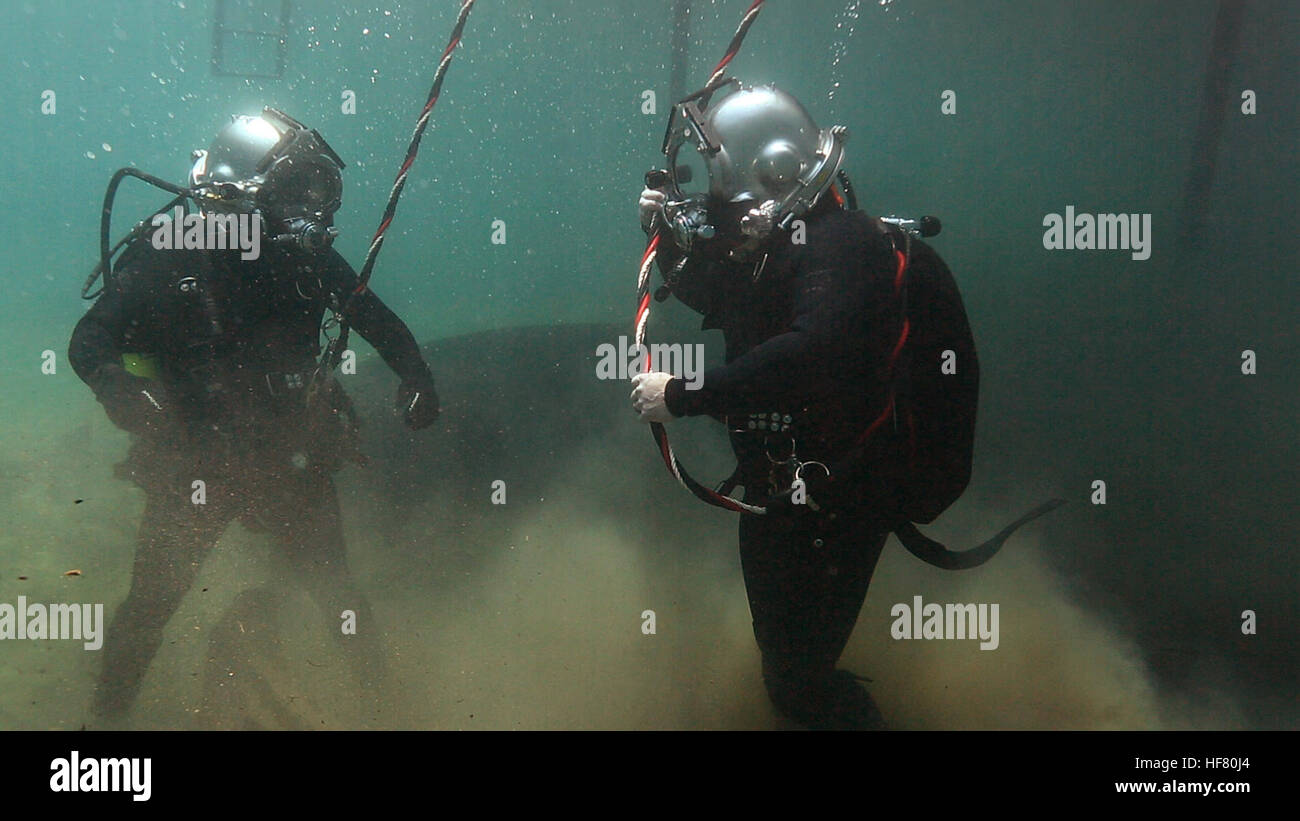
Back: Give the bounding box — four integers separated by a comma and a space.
658, 200, 957, 728
69, 238, 437, 715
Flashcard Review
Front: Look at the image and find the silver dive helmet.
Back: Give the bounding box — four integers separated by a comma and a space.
661, 79, 848, 258
188, 107, 346, 253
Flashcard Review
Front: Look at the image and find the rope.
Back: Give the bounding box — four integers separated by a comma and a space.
706, 1, 765, 89
354, 0, 477, 297
634, 0, 768, 513
320, 0, 478, 376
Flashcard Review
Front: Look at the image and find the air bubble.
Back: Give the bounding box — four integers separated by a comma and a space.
827, 1, 862, 106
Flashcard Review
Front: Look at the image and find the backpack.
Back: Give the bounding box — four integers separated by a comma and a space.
866, 216, 979, 525
858, 215, 1064, 570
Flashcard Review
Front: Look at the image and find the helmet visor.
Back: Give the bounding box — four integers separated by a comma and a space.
660, 80, 741, 201
667, 136, 710, 200
260, 154, 343, 218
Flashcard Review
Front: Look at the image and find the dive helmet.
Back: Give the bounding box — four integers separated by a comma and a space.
662, 80, 847, 255
188, 107, 346, 252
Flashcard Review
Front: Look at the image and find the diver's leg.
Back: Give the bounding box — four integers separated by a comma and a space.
804, 518, 889, 670
258, 467, 389, 690
94, 488, 232, 717
739, 512, 889, 729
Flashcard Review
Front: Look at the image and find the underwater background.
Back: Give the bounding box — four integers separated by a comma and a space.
0, 0, 1295, 729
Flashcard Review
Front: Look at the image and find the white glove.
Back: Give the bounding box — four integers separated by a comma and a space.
639, 187, 667, 233
630, 371, 675, 423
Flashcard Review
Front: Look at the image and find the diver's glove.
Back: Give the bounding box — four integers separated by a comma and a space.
630, 372, 675, 423
94, 365, 174, 437
397, 375, 440, 430
639, 187, 667, 234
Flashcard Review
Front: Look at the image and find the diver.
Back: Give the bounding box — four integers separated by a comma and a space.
631, 81, 975, 730
69, 108, 441, 719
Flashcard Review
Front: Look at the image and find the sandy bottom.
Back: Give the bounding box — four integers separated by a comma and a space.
0, 372, 1252, 730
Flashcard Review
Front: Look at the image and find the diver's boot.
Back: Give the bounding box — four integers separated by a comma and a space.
91, 619, 168, 726
820, 669, 888, 730
762, 662, 829, 729
90, 671, 142, 727
763, 665, 888, 731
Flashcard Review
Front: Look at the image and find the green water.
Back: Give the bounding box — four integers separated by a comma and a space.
0, 0, 1294, 730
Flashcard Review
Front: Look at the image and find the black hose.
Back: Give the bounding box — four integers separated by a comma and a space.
88, 167, 193, 298
895, 499, 1066, 570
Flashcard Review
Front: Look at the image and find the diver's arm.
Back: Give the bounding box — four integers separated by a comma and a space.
349, 290, 440, 429
69, 292, 131, 395
69, 279, 173, 434
663, 250, 723, 318
346, 289, 435, 385
329, 254, 439, 428
663, 326, 838, 417
325, 254, 433, 385
664, 260, 871, 417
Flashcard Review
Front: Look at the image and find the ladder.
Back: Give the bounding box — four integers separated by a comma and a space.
212, 0, 292, 79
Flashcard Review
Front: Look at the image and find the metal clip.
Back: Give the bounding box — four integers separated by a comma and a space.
795, 460, 830, 483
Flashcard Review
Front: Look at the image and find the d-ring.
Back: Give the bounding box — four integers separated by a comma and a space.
795, 460, 830, 482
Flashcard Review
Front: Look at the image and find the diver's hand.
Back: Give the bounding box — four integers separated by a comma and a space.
397, 376, 440, 430
96, 366, 174, 437
639, 187, 667, 233
631, 371, 675, 423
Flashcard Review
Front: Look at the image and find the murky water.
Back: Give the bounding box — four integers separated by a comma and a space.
0, 0, 1294, 730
